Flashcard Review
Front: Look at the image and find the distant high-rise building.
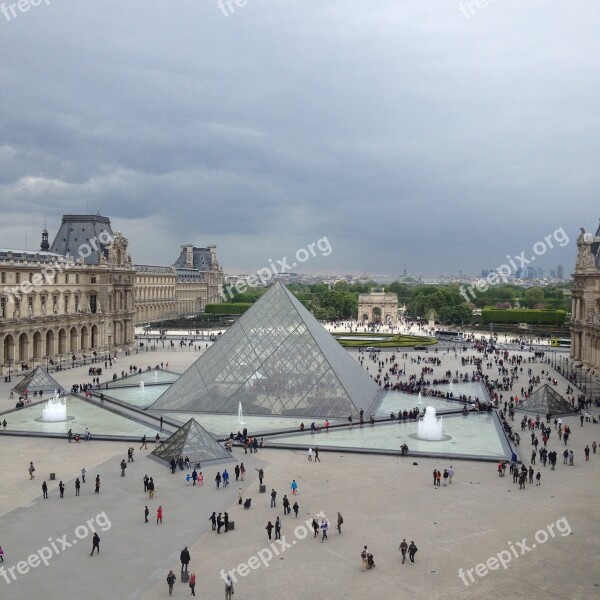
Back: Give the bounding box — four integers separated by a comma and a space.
557, 264, 564, 280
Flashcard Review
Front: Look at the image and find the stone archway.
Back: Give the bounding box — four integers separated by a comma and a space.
46, 330, 55, 357
81, 326, 89, 351
58, 328, 67, 354
3, 335, 15, 362
69, 327, 78, 354
372, 307, 382, 323
91, 325, 98, 349
33, 331, 43, 359
18, 333, 29, 362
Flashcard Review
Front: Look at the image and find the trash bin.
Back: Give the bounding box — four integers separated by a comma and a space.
181, 571, 189, 583
259, 484, 266, 493
49, 473, 56, 480
227, 521, 235, 531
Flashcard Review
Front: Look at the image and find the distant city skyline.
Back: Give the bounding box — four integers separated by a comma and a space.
0, 2, 597, 277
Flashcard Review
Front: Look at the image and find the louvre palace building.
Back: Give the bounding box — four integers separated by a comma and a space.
571, 224, 600, 373
0, 214, 223, 377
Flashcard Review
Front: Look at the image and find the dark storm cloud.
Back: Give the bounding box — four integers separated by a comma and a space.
0, 0, 598, 275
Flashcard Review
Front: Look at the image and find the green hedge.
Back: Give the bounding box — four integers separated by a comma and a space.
204, 303, 251, 315
481, 308, 567, 326
333, 333, 436, 348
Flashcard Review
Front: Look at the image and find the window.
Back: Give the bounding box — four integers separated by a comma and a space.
65, 274, 69, 284
29, 272, 33, 282
15, 272, 20, 284
91, 274, 96, 284
89, 294, 97, 314
0, 272, 4, 284
75, 274, 80, 284
0, 297, 5, 318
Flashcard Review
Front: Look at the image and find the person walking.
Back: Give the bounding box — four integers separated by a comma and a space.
593, 441, 597, 454
222, 469, 229, 488
157, 505, 163, 524
408, 541, 418, 564
314, 447, 321, 462
235, 464, 240, 481
240, 463, 245, 481
29, 462, 35, 480
266, 520, 274, 541
75, 477, 81, 496
148, 478, 155, 499
275, 517, 281, 540
399, 539, 408, 564
59, 481, 65, 498
95, 474, 100, 494
293, 501, 300, 518
448, 465, 454, 483
215, 472, 222, 489
535, 471, 541, 486
224, 574, 234, 600
81, 468, 86, 483
120, 459, 127, 477
90, 532, 100, 556
291, 479, 298, 495
189, 571, 196, 596
282, 495, 290, 515
42, 481, 48, 499
180, 546, 191, 574
144, 505, 149, 523
166, 570, 176, 597
336, 512, 343, 533
270, 489, 277, 508
238, 488, 243, 505
128, 447, 134, 462
320, 518, 329, 542
585, 445, 590, 461
312, 516, 320, 538
569, 450, 574, 467
140, 435, 147, 450
143, 474, 149, 492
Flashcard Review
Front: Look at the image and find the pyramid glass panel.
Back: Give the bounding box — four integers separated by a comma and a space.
150, 418, 232, 466
515, 384, 575, 415
150, 282, 381, 417
13, 367, 65, 395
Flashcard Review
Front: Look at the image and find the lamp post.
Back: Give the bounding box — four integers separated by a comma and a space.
7, 357, 12, 383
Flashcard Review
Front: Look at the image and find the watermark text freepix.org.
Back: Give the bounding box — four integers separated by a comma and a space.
458, 516, 571, 586
2, 229, 114, 305
0, 511, 111, 585
1, 0, 50, 23
220, 512, 327, 583
459, 227, 569, 302
220, 236, 332, 301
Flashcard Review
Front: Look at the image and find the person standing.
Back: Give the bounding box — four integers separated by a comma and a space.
217, 513, 224, 534
312, 516, 320, 538
255, 468, 264, 485
59, 481, 65, 498
361, 546, 369, 570
270, 489, 277, 508
240, 463, 245, 481
266, 520, 274, 541
408, 541, 418, 564
128, 447, 134, 462
120, 459, 127, 477
29, 462, 35, 480
144, 505, 149, 523
90, 532, 100, 556
209, 512, 217, 531
399, 539, 408, 564
148, 478, 155, 499
95, 475, 101, 493
569, 450, 574, 467
166, 570, 176, 597
143, 474, 149, 492
215, 472, 221, 489
189, 571, 196, 597
320, 518, 329, 542
535, 471, 541, 486
585, 445, 590, 461
157, 505, 163, 524
275, 516, 281, 540
68, 429, 72, 443
81, 468, 86, 483
41, 481, 48, 499
223, 512, 229, 533
307, 448, 313, 462
336, 512, 343, 533
0, 545, 4, 563
155, 433, 161, 447
282, 495, 290, 515
180, 546, 191, 574
238, 488, 243, 505
224, 574, 234, 600
235, 464, 240, 481
75, 477, 81, 496
442, 469, 449, 486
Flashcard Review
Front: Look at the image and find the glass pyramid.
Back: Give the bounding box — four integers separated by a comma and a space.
150, 282, 381, 418
516, 384, 575, 415
13, 366, 65, 395
150, 418, 232, 465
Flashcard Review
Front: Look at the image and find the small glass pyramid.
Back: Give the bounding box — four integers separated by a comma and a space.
13, 366, 64, 395
516, 384, 575, 415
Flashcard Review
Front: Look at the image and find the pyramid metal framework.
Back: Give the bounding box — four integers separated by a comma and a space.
150, 281, 381, 418
516, 384, 575, 415
150, 418, 233, 466
13, 367, 65, 395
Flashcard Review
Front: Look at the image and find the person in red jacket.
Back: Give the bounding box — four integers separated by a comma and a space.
189, 571, 196, 596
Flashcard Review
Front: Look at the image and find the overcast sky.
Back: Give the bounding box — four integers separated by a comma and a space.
0, 1, 598, 277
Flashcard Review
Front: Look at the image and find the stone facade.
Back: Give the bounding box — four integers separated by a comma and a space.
357, 289, 398, 325
570, 225, 600, 372
0, 216, 225, 376
1, 215, 136, 375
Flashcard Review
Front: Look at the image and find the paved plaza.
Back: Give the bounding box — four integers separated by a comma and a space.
1, 335, 599, 599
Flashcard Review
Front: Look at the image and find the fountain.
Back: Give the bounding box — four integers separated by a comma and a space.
417, 391, 423, 405
140, 381, 145, 391
41, 396, 68, 422
237, 401, 245, 425
417, 406, 444, 441
154, 371, 158, 381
